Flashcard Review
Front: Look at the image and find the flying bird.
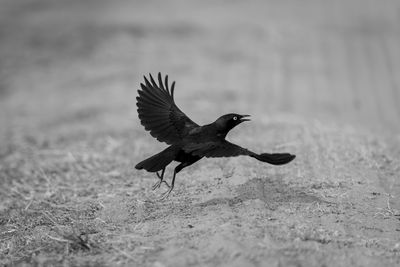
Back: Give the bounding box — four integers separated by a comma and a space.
135, 73, 295, 199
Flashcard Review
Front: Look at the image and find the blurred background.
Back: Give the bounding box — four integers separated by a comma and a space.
1, 0, 399, 150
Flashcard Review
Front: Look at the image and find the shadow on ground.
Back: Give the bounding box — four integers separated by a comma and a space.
196, 176, 328, 208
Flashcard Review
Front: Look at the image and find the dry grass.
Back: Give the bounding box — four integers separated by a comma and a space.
1, 118, 399, 266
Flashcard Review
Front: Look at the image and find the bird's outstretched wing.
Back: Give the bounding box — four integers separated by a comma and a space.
184, 141, 251, 158
137, 73, 199, 144
184, 141, 296, 165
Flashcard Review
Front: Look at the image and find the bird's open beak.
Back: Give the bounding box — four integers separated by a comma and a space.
239, 115, 251, 122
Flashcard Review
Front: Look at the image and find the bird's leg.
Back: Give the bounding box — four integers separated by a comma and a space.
159, 163, 186, 200
156, 170, 164, 179
159, 169, 177, 200
152, 168, 169, 190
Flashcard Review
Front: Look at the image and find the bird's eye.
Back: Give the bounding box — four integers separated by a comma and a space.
233, 116, 237, 121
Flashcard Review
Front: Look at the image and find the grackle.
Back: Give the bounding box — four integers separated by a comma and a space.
135, 73, 295, 199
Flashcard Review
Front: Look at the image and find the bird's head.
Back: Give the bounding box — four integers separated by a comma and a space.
214, 113, 251, 134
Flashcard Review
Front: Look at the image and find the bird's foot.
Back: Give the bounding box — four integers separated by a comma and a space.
152, 181, 161, 191
159, 187, 174, 200
152, 180, 170, 191
156, 171, 163, 179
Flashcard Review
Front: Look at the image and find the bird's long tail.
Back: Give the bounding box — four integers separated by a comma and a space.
135, 145, 179, 172
251, 153, 296, 165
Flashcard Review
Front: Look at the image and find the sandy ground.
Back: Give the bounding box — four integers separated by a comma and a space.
0, 0, 400, 266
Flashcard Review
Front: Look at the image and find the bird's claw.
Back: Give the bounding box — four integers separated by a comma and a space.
152, 180, 170, 191
159, 187, 174, 200
152, 181, 161, 191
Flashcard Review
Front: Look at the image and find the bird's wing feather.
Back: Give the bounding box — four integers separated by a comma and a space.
183, 141, 296, 165
137, 73, 199, 144
184, 140, 254, 158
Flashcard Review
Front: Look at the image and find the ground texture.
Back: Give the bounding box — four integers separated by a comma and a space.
0, 0, 400, 266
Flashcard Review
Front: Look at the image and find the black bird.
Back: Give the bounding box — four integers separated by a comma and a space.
135, 73, 295, 199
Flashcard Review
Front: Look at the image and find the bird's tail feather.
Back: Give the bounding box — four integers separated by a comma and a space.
252, 153, 295, 165
135, 145, 179, 172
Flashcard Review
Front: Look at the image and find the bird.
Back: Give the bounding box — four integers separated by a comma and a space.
135, 73, 296, 199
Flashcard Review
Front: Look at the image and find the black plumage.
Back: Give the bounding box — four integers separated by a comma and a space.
135, 73, 296, 199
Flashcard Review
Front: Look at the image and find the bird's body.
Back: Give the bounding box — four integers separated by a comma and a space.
135, 73, 296, 199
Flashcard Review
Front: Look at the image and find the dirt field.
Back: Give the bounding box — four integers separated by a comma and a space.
1, 0, 400, 266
